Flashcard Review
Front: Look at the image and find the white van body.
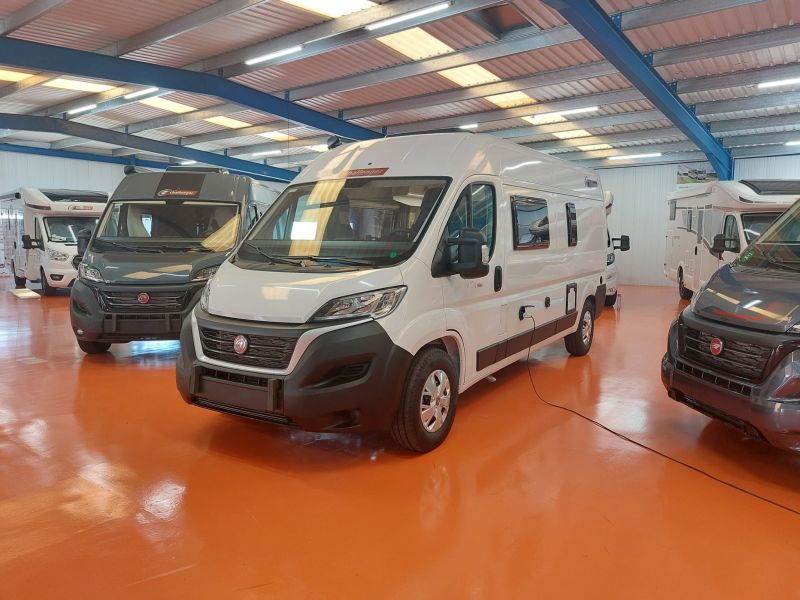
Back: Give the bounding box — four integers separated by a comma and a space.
176, 133, 608, 451
1, 187, 108, 291
664, 181, 796, 298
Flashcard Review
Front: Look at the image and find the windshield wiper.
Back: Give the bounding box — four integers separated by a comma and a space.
293, 255, 375, 267
157, 244, 214, 253
754, 243, 800, 273
94, 239, 163, 253
241, 241, 305, 266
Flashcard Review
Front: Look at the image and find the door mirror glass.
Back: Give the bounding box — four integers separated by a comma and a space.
447, 227, 490, 279
76, 229, 92, 256
612, 235, 630, 252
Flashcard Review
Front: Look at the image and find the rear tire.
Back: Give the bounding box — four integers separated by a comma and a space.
11, 262, 26, 287
77, 340, 111, 354
40, 268, 56, 296
565, 300, 595, 357
604, 291, 618, 307
391, 347, 458, 453
678, 269, 693, 300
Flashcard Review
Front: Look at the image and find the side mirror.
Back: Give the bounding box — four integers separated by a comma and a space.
711, 234, 738, 259
612, 235, 630, 252
446, 227, 490, 279
76, 229, 92, 256
21, 234, 39, 250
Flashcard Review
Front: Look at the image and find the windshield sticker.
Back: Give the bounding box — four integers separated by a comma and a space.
345, 168, 389, 177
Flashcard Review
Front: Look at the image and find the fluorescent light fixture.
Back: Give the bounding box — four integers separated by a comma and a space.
459, 123, 478, 130
245, 45, 303, 66
281, 0, 375, 18
67, 104, 97, 115
140, 96, 195, 114
578, 143, 613, 151
757, 77, 800, 89
180, 160, 197, 166
205, 116, 250, 129
307, 144, 329, 152
44, 78, 114, 93
124, 87, 159, 100
785, 140, 800, 146
608, 152, 662, 161
366, 2, 450, 31
552, 106, 599, 117
0, 69, 34, 82
252, 150, 282, 157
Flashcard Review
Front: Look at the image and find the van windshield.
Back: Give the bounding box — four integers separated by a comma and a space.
239, 177, 449, 269
740, 202, 800, 271
742, 212, 781, 243
44, 216, 98, 243
94, 200, 240, 252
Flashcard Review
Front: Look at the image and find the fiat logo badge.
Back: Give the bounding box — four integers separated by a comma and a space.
233, 335, 249, 355
137, 292, 150, 304
709, 337, 724, 356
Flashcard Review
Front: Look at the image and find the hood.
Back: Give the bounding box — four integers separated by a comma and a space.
206, 260, 405, 324
84, 249, 224, 285
692, 263, 800, 333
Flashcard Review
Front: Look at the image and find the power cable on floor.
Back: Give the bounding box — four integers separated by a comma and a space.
521, 311, 800, 518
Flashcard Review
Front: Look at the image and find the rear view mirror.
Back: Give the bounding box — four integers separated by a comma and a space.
446, 227, 490, 279
76, 229, 92, 256
711, 234, 738, 258
612, 235, 631, 252
21, 234, 40, 250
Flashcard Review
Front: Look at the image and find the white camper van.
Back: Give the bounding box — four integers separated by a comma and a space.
603, 191, 631, 307
176, 133, 608, 452
664, 180, 796, 299
1, 188, 108, 294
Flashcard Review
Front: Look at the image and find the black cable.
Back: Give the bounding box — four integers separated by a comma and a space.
521, 313, 800, 518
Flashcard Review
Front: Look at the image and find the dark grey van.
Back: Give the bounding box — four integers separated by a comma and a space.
70, 167, 285, 354
662, 187, 800, 451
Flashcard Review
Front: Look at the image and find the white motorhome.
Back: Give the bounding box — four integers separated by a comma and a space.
176, 133, 608, 452
603, 191, 630, 308
1, 188, 108, 294
664, 180, 796, 299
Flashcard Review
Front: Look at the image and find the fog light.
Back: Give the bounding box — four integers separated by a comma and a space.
51, 274, 63, 281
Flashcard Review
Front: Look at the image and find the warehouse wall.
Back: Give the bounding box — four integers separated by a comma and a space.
735, 155, 800, 179
0, 151, 126, 274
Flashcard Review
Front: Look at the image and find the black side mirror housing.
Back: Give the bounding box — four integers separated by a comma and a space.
711, 233, 738, 259
612, 234, 631, 252
21, 234, 38, 250
446, 227, 490, 279
76, 229, 92, 256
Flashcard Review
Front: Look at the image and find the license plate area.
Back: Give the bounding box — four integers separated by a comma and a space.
196, 366, 283, 414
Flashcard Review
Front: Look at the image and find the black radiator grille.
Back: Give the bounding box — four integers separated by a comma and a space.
682, 326, 772, 382
100, 290, 188, 312
200, 327, 297, 370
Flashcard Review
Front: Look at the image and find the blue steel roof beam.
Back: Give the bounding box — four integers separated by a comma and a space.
0, 113, 296, 181
538, 0, 732, 180
0, 37, 380, 143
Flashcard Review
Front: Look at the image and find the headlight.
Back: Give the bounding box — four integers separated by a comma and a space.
192, 266, 218, 282
790, 323, 800, 335
312, 286, 407, 322
78, 262, 104, 283
47, 248, 69, 262
606, 252, 615, 266
199, 281, 211, 312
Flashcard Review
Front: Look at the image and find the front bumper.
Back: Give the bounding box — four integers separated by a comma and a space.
43, 264, 78, 288
662, 313, 800, 451
70, 279, 204, 343
176, 308, 413, 432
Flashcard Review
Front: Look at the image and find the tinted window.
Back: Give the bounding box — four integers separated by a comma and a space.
512, 197, 549, 249
723, 215, 741, 252
566, 202, 577, 247
740, 180, 800, 195
669, 200, 677, 221
444, 183, 496, 259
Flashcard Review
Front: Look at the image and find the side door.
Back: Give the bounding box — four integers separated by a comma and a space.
439, 180, 506, 383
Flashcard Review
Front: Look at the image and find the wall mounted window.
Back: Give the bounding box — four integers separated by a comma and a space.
669, 200, 677, 221
566, 202, 577, 247
512, 196, 549, 249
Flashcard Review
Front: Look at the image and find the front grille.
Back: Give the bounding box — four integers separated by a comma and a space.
682, 326, 772, 381
100, 290, 188, 312
200, 327, 297, 370
675, 360, 754, 396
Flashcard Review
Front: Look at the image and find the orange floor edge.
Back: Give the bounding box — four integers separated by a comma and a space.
2, 278, 800, 598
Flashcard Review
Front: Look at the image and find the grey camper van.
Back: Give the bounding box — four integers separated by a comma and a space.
70, 167, 285, 354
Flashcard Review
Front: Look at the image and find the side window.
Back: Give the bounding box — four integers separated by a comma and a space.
512, 197, 549, 249
445, 183, 496, 255
34, 217, 41, 241
696, 209, 704, 243
723, 215, 741, 252
669, 200, 677, 221
565, 202, 577, 247
686, 209, 694, 233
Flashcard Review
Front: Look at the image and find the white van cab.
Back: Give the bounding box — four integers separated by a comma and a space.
1, 187, 108, 294
176, 133, 608, 452
664, 180, 795, 300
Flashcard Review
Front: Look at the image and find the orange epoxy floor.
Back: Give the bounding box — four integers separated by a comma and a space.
2, 279, 800, 598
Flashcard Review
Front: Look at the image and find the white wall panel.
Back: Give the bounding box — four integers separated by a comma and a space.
734, 155, 800, 179
0, 151, 126, 274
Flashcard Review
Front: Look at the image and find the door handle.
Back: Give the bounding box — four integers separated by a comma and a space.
545, 296, 551, 308
494, 266, 502, 292
694, 246, 698, 255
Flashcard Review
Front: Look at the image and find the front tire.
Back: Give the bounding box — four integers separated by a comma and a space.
391, 347, 458, 453
678, 269, 693, 300
565, 300, 595, 357
40, 268, 56, 296
11, 261, 26, 287
77, 340, 111, 354
604, 291, 618, 307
